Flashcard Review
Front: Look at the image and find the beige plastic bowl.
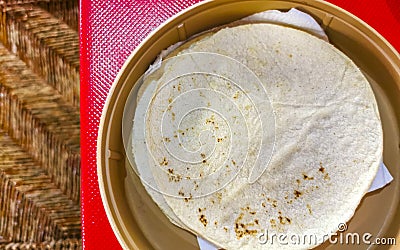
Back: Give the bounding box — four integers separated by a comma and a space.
97, 0, 400, 249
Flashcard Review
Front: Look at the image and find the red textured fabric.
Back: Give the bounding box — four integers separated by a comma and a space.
328, 0, 400, 50
80, 1, 399, 249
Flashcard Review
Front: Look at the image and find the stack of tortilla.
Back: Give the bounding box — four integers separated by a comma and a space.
131, 20, 383, 249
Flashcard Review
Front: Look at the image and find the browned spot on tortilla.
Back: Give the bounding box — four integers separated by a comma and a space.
168, 173, 182, 182
224, 227, 228, 232
278, 216, 291, 225
205, 115, 215, 125
302, 173, 314, 180
319, 166, 325, 173
324, 173, 330, 180
178, 190, 184, 196
261, 202, 266, 208
232, 159, 236, 165
296, 179, 301, 185
175, 175, 182, 182
184, 194, 192, 202
235, 213, 244, 225
164, 137, 171, 142
202, 159, 207, 163
307, 204, 312, 214
200, 153, 206, 158
168, 98, 173, 103
265, 197, 278, 208
244, 229, 257, 235
289, 54, 293, 58
199, 214, 208, 227
217, 138, 223, 142
160, 157, 168, 166
294, 190, 302, 199
254, 219, 259, 225
234, 213, 257, 239
214, 221, 218, 226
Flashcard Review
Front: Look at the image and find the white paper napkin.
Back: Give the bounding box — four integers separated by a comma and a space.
196, 8, 394, 250
368, 161, 393, 191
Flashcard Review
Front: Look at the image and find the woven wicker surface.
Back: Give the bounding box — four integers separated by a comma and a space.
0, 0, 81, 248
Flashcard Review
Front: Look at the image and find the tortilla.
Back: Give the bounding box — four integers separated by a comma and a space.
132, 23, 382, 249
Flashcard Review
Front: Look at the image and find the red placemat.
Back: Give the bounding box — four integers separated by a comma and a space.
79, 1, 399, 249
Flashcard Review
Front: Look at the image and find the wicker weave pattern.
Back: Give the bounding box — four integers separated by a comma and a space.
1, 0, 79, 31
0, 131, 81, 242
0, 5, 80, 108
0, 238, 82, 250
38, 0, 79, 32
0, 45, 80, 204
0, 1, 81, 248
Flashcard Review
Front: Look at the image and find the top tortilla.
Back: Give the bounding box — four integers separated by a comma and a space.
132, 23, 383, 249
